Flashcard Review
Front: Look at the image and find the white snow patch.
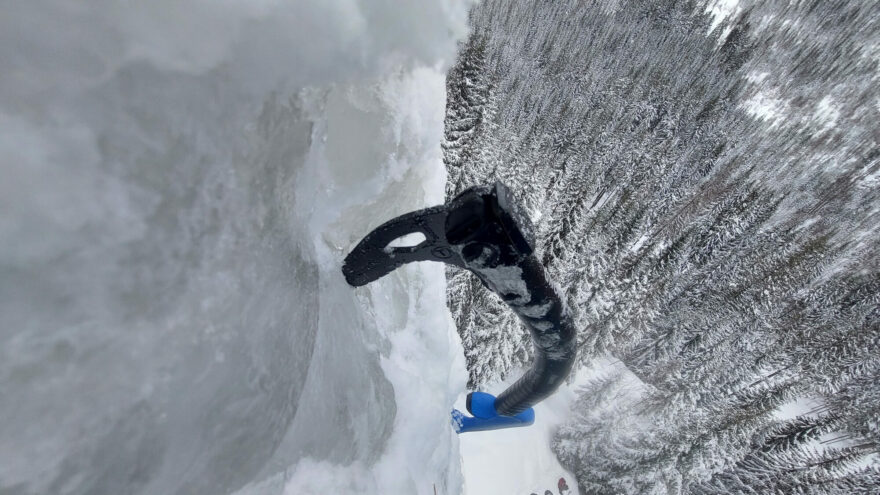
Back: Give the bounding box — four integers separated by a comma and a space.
774, 397, 879, 470
793, 216, 820, 232
531, 208, 544, 224
630, 233, 650, 252
774, 396, 824, 420
385, 231, 428, 251
746, 71, 771, 86
459, 359, 618, 495
812, 95, 841, 135
743, 90, 788, 127
704, 0, 741, 37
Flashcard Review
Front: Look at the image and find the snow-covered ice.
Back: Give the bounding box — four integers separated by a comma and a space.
1, 1, 475, 494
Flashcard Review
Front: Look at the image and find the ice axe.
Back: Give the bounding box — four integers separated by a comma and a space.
342, 182, 577, 433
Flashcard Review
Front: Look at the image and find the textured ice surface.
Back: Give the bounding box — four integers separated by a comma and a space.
456, 362, 606, 494
0, 2, 470, 494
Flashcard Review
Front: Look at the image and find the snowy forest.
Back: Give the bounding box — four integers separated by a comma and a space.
444, 0, 879, 493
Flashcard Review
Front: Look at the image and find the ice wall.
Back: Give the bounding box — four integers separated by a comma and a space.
0, 2, 471, 494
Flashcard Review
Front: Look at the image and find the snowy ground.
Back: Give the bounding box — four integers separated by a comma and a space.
458, 389, 576, 495
458, 361, 620, 495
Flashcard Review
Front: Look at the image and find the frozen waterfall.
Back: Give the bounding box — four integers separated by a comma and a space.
0, 2, 472, 494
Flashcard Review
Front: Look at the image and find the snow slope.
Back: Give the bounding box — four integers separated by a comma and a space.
459, 388, 577, 495
1, 2, 472, 494
457, 363, 611, 495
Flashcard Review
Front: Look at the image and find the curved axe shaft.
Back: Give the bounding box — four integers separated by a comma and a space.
342, 182, 577, 421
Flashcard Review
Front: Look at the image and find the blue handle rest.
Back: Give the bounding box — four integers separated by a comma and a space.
451, 392, 535, 433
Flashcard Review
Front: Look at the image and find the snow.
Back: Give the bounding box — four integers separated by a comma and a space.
774, 397, 879, 470
458, 363, 604, 495
812, 95, 841, 135
385, 232, 428, 251
629, 233, 651, 253
0, 1, 474, 494
773, 396, 824, 421
742, 90, 789, 127
704, 0, 740, 37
